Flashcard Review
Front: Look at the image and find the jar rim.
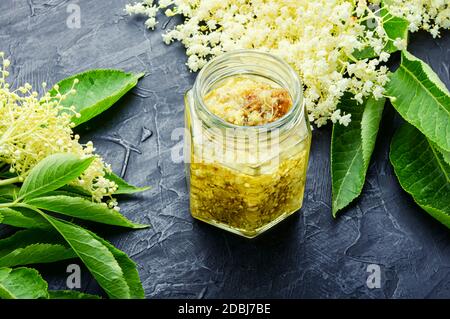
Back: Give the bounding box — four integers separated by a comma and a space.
193, 49, 304, 132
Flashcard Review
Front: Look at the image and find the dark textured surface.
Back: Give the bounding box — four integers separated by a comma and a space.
1, 0, 450, 299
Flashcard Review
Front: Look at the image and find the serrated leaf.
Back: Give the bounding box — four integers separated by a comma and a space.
19, 153, 94, 200
105, 172, 150, 195
353, 6, 409, 60
48, 290, 101, 299
0, 196, 145, 297
36, 212, 144, 299
26, 195, 148, 229
0, 228, 66, 251
43, 190, 91, 199
390, 123, 450, 228
50, 69, 144, 126
331, 94, 385, 216
432, 142, 450, 166
59, 184, 92, 197
386, 51, 450, 151
86, 229, 144, 299
0, 267, 48, 299
0, 229, 76, 267
0, 244, 75, 268
0, 207, 48, 229
361, 98, 386, 165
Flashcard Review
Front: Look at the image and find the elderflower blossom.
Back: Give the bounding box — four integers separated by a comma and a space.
125, 0, 393, 126
0, 53, 118, 204
387, 0, 450, 37
125, 0, 159, 29
126, 0, 449, 127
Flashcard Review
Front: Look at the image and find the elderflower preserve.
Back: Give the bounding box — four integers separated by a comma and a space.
0, 0, 449, 304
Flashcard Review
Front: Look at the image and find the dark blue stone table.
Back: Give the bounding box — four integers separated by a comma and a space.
1, 0, 449, 298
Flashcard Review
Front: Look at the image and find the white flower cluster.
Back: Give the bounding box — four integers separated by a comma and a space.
125, 0, 448, 126
125, 0, 159, 29
0, 53, 118, 206
387, 0, 449, 37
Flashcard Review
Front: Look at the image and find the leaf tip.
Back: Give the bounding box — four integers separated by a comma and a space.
135, 72, 146, 80
133, 223, 151, 229
332, 208, 339, 219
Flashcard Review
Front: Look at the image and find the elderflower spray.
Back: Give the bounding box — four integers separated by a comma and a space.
184, 50, 312, 238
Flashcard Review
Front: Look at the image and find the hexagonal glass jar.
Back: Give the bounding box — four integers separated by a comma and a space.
184, 50, 311, 238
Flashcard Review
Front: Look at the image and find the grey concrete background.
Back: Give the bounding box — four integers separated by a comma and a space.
1, 0, 449, 298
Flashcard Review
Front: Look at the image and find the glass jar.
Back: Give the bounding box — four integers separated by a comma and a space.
184, 50, 311, 238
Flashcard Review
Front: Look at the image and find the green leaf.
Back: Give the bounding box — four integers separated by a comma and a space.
49, 290, 101, 299
353, 6, 409, 60
0, 229, 58, 249
43, 190, 91, 199
0, 185, 19, 199
0, 244, 74, 268
0, 267, 48, 299
105, 172, 150, 195
50, 69, 144, 126
431, 142, 450, 166
26, 195, 148, 229
390, 123, 450, 228
379, 9, 409, 54
0, 207, 48, 229
60, 184, 92, 197
86, 229, 144, 299
386, 51, 450, 151
18, 153, 94, 200
331, 94, 385, 216
0, 229, 76, 267
36, 212, 144, 299
0, 206, 145, 298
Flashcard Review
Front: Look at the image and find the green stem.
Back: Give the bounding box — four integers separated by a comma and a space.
0, 202, 13, 209
0, 176, 21, 187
